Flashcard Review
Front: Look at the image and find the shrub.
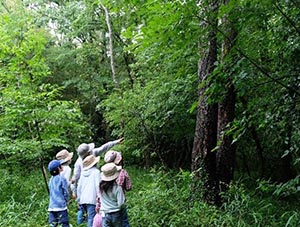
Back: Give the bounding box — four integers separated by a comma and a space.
1, 166, 300, 226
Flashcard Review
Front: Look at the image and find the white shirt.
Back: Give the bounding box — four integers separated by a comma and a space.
77, 166, 101, 205
61, 164, 72, 186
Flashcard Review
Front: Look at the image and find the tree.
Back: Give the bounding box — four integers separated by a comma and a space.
231, 0, 300, 181
0, 2, 89, 167
100, 0, 199, 168
191, 0, 219, 204
216, 0, 237, 193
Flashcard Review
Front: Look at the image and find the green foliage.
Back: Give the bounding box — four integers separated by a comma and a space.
30, 0, 139, 140
101, 73, 196, 167
0, 3, 299, 227
257, 176, 300, 199
220, 181, 300, 226
207, 0, 300, 180
14, 0, 300, 184
1, 165, 300, 226
0, 4, 90, 166
99, 0, 199, 168
0, 167, 79, 226
128, 168, 300, 226
0, 169, 47, 226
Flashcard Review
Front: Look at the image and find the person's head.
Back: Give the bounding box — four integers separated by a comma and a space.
77, 143, 95, 160
100, 163, 122, 193
104, 150, 122, 165
56, 149, 73, 165
48, 160, 63, 176
101, 163, 122, 181
82, 154, 100, 171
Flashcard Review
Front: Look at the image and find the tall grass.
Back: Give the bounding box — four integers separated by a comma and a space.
126, 167, 300, 226
0, 166, 299, 226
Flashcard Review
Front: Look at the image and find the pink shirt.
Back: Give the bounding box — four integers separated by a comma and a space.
116, 169, 132, 192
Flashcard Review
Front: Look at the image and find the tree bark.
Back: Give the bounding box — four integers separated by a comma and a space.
192, 0, 219, 204
216, 82, 236, 192
216, 0, 237, 193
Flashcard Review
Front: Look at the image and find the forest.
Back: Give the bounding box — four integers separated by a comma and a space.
0, 0, 300, 226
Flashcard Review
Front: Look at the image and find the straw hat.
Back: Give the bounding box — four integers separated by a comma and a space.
77, 143, 95, 159
104, 150, 122, 164
56, 149, 73, 164
82, 154, 100, 170
101, 163, 122, 181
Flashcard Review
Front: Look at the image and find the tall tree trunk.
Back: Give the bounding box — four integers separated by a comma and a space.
216, 0, 237, 193
192, 0, 219, 204
279, 98, 296, 182
279, 124, 295, 182
240, 97, 265, 178
101, 4, 120, 89
216, 82, 236, 192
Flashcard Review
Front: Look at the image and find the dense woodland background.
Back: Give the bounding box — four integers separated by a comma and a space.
0, 0, 300, 226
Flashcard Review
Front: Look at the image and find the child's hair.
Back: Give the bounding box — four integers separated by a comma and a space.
50, 166, 61, 176
100, 180, 116, 194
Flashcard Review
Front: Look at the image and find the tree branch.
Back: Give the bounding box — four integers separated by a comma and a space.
273, 2, 300, 37
214, 20, 300, 97
198, 6, 300, 97
1, 1, 10, 13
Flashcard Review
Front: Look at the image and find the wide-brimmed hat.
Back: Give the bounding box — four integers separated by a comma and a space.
48, 160, 62, 172
77, 143, 95, 159
101, 163, 122, 181
82, 154, 100, 170
56, 149, 73, 164
104, 150, 122, 165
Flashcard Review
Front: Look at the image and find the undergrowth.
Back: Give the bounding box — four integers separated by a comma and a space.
0, 166, 299, 226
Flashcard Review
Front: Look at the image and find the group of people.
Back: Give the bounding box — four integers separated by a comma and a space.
47, 138, 132, 227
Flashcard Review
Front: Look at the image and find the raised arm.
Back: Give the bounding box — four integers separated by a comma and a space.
92, 138, 123, 157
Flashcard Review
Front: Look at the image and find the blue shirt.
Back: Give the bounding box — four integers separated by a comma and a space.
48, 174, 69, 211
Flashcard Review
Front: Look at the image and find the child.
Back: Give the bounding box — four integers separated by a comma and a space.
77, 155, 101, 227
71, 143, 95, 225
99, 163, 126, 227
71, 138, 124, 199
71, 138, 123, 225
47, 160, 69, 227
71, 142, 95, 200
104, 150, 132, 192
94, 150, 131, 227
56, 149, 73, 187
104, 150, 131, 226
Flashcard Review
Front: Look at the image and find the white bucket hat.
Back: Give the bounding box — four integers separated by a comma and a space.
77, 143, 95, 159
82, 155, 100, 170
101, 163, 122, 181
56, 149, 73, 164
